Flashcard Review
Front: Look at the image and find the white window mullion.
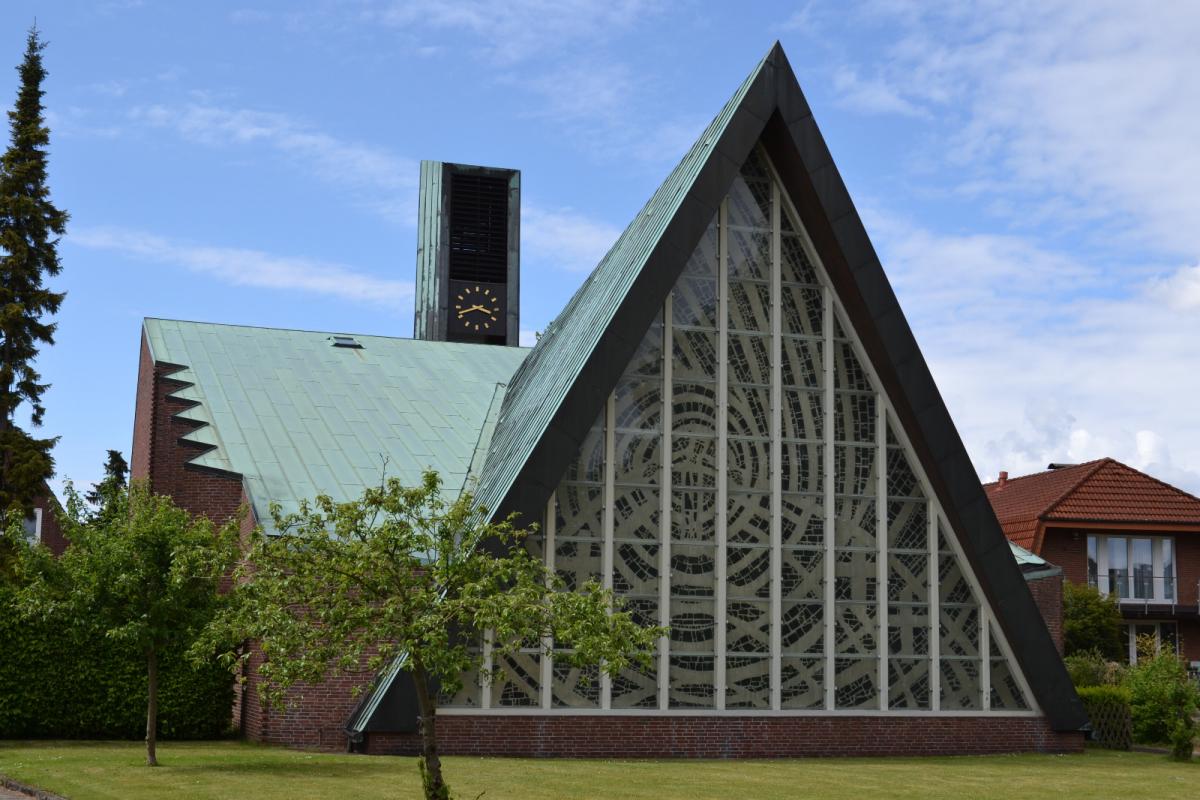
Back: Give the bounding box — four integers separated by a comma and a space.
928, 499, 940, 712
542, 496, 555, 710
601, 392, 615, 710
715, 198, 729, 710
876, 397, 887, 710
822, 286, 836, 711
981, 609, 991, 711
659, 295, 673, 710
770, 178, 783, 710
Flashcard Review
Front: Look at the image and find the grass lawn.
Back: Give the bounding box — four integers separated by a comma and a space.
1, 740, 1198, 800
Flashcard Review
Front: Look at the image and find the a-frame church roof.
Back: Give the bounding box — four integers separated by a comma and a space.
354, 42, 1087, 734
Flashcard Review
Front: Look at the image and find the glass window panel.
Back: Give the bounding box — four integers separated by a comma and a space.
781, 336, 822, 388
781, 601, 824, 654
989, 658, 1029, 710
834, 603, 878, 654
726, 655, 771, 708
727, 175, 770, 231
781, 657, 824, 709
1107, 537, 1128, 598
888, 604, 930, 656
782, 493, 824, 546
781, 233, 819, 285
672, 382, 718, 434
939, 553, 975, 605
887, 500, 927, 550
559, 420, 604, 483
555, 538, 603, 591
727, 492, 771, 546
888, 551, 929, 603
612, 431, 661, 486
888, 657, 931, 710
728, 229, 771, 281
669, 655, 715, 708
834, 497, 877, 549
673, 278, 719, 329
1163, 539, 1175, 600
673, 327, 718, 381
781, 440, 822, 493
781, 284, 823, 338
834, 392, 876, 444
835, 657, 879, 709
1160, 622, 1178, 654
727, 600, 771, 653
835, 548, 877, 601
728, 332, 772, 384
670, 545, 717, 596
550, 659, 601, 708
611, 659, 657, 709
612, 543, 660, 596
672, 435, 717, 489
781, 549, 824, 600
493, 651, 540, 707
728, 384, 772, 439
939, 605, 980, 658
1087, 535, 1099, 589
682, 215, 718, 279
1132, 538, 1152, 600
439, 654, 483, 707
727, 546, 771, 600
623, 316, 663, 377
672, 489, 716, 542
728, 437, 771, 492
886, 446, 924, 499
555, 483, 604, 539
613, 378, 662, 431
669, 598, 716, 651
940, 658, 981, 710
835, 445, 878, 496
729, 279, 772, 332
833, 341, 871, 391
782, 389, 824, 441
612, 486, 660, 541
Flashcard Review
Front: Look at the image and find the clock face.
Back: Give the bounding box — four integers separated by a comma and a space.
451, 282, 504, 334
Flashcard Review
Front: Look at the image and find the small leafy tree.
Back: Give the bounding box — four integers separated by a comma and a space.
1125, 647, 1199, 756
203, 470, 662, 800
1063, 580, 1124, 660
18, 480, 240, 765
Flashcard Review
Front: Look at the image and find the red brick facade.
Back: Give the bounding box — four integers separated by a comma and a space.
1026, 573, 1064, 655
364, 715, 1082, 758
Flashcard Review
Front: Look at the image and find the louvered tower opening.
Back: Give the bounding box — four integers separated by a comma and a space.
448, 173, 509, 284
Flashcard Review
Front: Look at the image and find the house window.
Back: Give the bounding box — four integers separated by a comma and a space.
1127, 621, 1178, 664
1087, 535, 1176, 602
21, 508, 42, 543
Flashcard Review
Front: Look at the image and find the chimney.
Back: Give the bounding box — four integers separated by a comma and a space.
998, 471, 1008, 487
414, 161, 520, 346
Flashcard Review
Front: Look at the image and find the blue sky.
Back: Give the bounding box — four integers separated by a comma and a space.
2, 0, 1198, 495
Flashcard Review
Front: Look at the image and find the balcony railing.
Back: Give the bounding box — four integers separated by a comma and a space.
1087, 574, 1200, 614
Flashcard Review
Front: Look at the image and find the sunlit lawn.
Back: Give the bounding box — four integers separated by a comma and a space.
1, 740, 1197, 800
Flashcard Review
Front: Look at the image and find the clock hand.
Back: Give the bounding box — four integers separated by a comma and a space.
457, 304, 489, 317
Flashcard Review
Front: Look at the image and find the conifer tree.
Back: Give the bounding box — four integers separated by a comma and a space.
0, 26, 67, 515
86, 449, 129, 515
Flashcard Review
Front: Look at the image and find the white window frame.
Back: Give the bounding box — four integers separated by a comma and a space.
1126, 620, 1179, 664
1088, 534, 1177, 603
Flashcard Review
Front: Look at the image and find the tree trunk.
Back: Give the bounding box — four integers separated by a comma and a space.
412, 661, 448, 800
145, 647, 159, 767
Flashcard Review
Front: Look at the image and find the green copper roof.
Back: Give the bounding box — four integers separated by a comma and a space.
1009, 540, 1062, 579
143, 318, 529, 526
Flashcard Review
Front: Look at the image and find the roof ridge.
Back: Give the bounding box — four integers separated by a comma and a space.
1040, 458, 1114, 518
144, 317, 533, 350
1050, 457, 1200, 510
982, 457, 1107, 489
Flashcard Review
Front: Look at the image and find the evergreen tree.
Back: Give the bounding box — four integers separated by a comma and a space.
86, 449, 128, 514
0, 26, 67, 516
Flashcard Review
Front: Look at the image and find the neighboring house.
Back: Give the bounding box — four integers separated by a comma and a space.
22, 494, 67, 556
985, 459, 1200, 668
130, 43, 1085, 757
1010, 541, 1065, 655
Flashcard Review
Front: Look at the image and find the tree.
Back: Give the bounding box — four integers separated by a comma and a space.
86, 449, 129, 517
204, 471, 662, 800
19, 481, 240, 765
1063, 580, 1124, 660
0, 26, 68, 516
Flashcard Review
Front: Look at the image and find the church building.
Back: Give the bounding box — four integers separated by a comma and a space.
131, 44, 1086, 756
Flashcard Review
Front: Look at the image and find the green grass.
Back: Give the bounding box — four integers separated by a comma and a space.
1, 740, 1197, 800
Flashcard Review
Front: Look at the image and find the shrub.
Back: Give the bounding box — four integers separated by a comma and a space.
1076, 685, 1132, 750
1125, 650, 1199, 750
1064, 648, 1126, 688
1063, 581, 1124, 659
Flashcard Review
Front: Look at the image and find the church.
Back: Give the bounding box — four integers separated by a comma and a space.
131, 43, 1086, 756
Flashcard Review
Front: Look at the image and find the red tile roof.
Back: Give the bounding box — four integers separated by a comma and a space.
983, 459, 1200, 550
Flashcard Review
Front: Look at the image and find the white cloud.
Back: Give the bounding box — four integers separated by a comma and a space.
1148, 263, 1200, 312
831, 68, 926, 118
132, 104, 417, 222
71, 227, 411, 308
523, 205, 621, 273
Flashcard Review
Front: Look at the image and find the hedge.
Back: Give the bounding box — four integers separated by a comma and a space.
1077, 685, 1132, 750
0, 589, 232, 739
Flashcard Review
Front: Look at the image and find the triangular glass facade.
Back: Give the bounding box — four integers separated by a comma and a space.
449, 146, 1033, 714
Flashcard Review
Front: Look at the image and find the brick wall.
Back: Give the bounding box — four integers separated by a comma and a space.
1026, 573, 1064, 655
36, 496, 68, 556
365, 715, 1083, 758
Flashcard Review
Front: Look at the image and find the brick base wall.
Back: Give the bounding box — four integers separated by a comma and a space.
1027, 573, 1064, 655
364, 715, 1083, 758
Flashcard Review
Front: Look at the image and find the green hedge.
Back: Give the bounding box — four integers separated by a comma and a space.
0, 589, 232, 739
1077, 685, 1132, 750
